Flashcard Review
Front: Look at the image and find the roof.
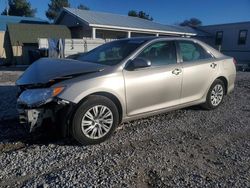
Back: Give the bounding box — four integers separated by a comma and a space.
182, 26, 213, 37
57, 8, 196, 36
7, 23, 71, 45
200, 21, 250, 28
0, 15, 48, 31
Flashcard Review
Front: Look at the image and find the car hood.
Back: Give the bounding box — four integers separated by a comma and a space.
16, 58, 107, 86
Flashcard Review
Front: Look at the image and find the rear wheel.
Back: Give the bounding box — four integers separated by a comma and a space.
202, 79, 225, 110
71, 95, 119, 145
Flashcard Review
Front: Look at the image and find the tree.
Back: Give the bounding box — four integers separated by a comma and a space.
128, 10, 153, 21
77, 4, 89, 10
1, 0, 36, 17
46, 0, 70, 21
179, 18, 202, 27
128, 10, 137, 17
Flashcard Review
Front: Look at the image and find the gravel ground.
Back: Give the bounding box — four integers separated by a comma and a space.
0, 71, 249, 187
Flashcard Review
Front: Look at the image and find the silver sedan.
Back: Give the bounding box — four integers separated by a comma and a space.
16, 37, 236, 145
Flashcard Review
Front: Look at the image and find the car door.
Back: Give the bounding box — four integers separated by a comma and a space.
177, 40, 219, 103
123, 40, 182, 116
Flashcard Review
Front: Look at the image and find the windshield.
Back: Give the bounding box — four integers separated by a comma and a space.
75, 39, 148, 65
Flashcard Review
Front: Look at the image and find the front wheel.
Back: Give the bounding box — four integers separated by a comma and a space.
202, 79, 225, 110
71, 95, 119, 145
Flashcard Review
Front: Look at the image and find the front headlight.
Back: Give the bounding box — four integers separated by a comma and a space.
18, 86, 64, 107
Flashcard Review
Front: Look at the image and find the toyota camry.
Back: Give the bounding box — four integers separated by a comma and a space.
16, 37, 236, 145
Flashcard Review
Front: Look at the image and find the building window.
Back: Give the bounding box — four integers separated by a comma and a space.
238, 30, 248, 45
215, 31, 223, 46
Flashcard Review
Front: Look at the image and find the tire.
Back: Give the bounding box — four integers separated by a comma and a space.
71, 95, 119, 145
202, 79, 225, 110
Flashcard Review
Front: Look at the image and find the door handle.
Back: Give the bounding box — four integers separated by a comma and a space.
172, 68, 182, 75
210, 62, 217, 68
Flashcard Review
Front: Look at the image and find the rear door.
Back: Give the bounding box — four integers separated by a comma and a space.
123, 40, 182, 116
176, 40, 219, 103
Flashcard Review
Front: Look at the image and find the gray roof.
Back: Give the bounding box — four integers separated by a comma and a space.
0, 15, 48, 31
200, 21, 250, 28
58, 8, 196, 36
175, 26, 213, 37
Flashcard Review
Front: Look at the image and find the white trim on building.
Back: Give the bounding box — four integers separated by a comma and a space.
89, 24, 196, 37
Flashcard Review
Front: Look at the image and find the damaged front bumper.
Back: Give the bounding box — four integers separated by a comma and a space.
18, 107, 54, 132
17, 99, 76, 136
16, 87, 75, 134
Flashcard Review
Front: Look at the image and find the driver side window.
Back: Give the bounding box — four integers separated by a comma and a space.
137, 41, 177, 67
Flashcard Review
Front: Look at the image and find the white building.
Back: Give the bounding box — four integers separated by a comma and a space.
55, 8, 249, 65
197, 22, 250, 64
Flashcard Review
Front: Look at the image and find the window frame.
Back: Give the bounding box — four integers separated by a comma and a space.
77, 38, 149, 66
176, 40, 214, 63
238, 30, 248, 45
215, 31, 223, 46
134, 40, 178, 68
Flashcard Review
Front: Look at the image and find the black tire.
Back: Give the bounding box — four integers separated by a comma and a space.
71, 95, 119, 145
202, 79, 225, 110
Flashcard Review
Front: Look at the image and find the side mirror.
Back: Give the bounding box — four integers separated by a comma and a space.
126, 57, 151, 70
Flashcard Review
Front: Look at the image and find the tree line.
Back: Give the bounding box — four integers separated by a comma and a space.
1, 0, 202, 27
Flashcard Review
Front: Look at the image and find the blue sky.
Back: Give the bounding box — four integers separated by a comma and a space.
0, 0, 249, 25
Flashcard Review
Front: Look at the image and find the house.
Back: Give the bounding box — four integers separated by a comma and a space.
6, 23, 71, 65
0, 15, 48, 64
55, 8, 196, 39
196, 22, 250, 64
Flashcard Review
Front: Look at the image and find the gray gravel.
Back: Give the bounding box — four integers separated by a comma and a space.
0, 70, 22, 120
0, 71, 249, 187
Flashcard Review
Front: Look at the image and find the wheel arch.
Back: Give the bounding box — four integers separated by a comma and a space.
216, 76, 228, 95
77, 92, 123, 124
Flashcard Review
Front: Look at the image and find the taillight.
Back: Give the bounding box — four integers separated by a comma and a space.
233, 58, 237, 65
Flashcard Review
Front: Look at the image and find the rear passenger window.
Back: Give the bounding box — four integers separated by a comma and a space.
178, 41, 213, 62
138, 41, 177, 67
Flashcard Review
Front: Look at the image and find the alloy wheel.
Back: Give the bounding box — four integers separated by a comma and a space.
210, 84, 224, 106
81, 105, 113, 139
